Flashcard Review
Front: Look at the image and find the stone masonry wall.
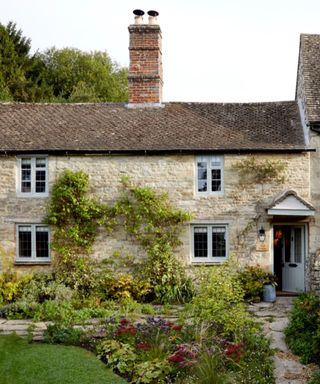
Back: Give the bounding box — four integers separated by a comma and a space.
309, 132, 320, 293
0, 152, 312, 281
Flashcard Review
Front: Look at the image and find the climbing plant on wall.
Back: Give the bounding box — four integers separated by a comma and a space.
235, 156, 287, 185
46, 170, 192, 303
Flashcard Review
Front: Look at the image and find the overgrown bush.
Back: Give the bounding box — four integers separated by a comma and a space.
237, 265, 277, 302
185, 261, 251, 340
285, 292, 320, 364
44, 323, 86, 345
0, 271, 33, 305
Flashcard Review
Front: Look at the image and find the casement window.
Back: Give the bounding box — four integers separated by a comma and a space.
196, 155, 223, 195
18, 156, 48, 196
192, 224, 228, 262
16, 224, 50, 262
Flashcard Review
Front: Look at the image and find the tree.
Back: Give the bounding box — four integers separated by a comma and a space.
0, 21, 128, 103
0, 21, 35, 101
36, 48, 128, 102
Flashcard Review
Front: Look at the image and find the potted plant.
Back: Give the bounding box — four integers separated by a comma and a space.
262, 273, 277, 302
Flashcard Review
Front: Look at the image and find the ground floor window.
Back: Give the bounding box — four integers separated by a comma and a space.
192, 224, 227, 262
16, 224, 50, 262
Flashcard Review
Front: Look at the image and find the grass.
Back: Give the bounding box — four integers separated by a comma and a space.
0, 334, 126, 384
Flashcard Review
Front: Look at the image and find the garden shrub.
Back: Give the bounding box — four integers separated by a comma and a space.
309, 370, 320, 384
44, 323, 86, 346
237, 265, 277, 302
0, 271, 33, 304
186, 261, 251, 340
285, 292, 320, 364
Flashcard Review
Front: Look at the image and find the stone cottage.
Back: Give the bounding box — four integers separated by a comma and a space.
0, 10, 319, 293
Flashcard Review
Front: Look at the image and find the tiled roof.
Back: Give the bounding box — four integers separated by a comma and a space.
298, 34, 320, 122
0, 101, 307, 153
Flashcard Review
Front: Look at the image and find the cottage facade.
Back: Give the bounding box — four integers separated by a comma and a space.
0, 11, 319, 293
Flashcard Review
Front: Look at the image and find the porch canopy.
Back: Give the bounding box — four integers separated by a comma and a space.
267, 190, 315, 216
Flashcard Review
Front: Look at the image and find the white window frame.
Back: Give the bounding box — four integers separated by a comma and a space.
191, 224, 228, 263
16, 224, 51, 263
17, 156, 48, 197
195, 155, 224, 196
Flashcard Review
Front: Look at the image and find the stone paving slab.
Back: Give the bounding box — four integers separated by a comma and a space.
270, 319, 289, 332
268, 330, 289, 352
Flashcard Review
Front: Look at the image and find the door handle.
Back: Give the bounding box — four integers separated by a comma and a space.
288, 263, 298, 267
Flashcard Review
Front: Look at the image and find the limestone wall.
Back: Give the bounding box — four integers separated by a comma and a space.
309, 132, 320, 293
0, 152, 312, 277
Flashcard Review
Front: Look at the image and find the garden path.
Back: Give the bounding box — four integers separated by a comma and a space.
248, 297, 315, 384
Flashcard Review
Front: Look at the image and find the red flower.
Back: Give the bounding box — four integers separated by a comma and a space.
136, 341, 150, 350
225, 342, 244, 362
172, 325, 183, 331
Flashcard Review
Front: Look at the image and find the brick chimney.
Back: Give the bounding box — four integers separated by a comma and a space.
128, 10, 163, 107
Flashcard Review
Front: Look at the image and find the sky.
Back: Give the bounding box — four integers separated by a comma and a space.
2, 0, 320, 103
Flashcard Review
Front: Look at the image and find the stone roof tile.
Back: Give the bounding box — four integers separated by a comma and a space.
0, 101, 306, 153
298, 34, 320, 122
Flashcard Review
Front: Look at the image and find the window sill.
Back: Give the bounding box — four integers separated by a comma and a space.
195, 193, 224, 198
16, 193, 49, 198
14, 261, 51, 266
192, 261, 227, 266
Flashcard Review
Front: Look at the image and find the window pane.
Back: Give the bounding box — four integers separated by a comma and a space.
294, 228, 302, 263
19, 227, 32, 257
212, 227, 226, 257
197, 162, 207, 179
21, 159, 31, 167
21, 160, 31, 193
197, 161, 207, 192
211, 157, 222, 167
211, 169, 221, 191
194, 227, 208, 257
36, 227, 49, 258
36, 158, 46, 168
36, 170, 46, 193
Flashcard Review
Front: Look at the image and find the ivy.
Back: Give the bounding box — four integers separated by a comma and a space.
46, 171, 193, 303
235, 156, 286, 184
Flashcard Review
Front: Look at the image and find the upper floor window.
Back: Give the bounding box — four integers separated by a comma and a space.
196, 155, 223, 195
16, 224, 50, 263
18, 156, 48, 197
192, 224, 228, 262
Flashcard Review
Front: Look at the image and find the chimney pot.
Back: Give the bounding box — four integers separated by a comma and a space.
133, 9, 144, 24
147, 10, 159, 25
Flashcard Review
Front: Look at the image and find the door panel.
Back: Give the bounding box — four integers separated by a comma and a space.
282, 226, 305, 292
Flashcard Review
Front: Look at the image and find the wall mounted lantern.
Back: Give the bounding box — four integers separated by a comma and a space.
258, 226, 266, 242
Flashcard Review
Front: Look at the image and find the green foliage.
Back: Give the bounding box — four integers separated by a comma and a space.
186, 261, 251, 339
132, 358, 172, 383
97, 339, 137, 375
36, 47, 128, 102
0, 271, 33, 305
237, 265, 277, 302
111, 177, 193, 304
235, 156, 286, 184
0, 21, 128, 102
235, 331, 274, 383
44, 323, 85, 345
309, 370, 320, 384
285, 292, 320, 364
46, 170, 106, 292
191, 352, 235, 384
47, 171, 193, 304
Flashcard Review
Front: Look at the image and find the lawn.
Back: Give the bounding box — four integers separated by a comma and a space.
0, 334, 126, 384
